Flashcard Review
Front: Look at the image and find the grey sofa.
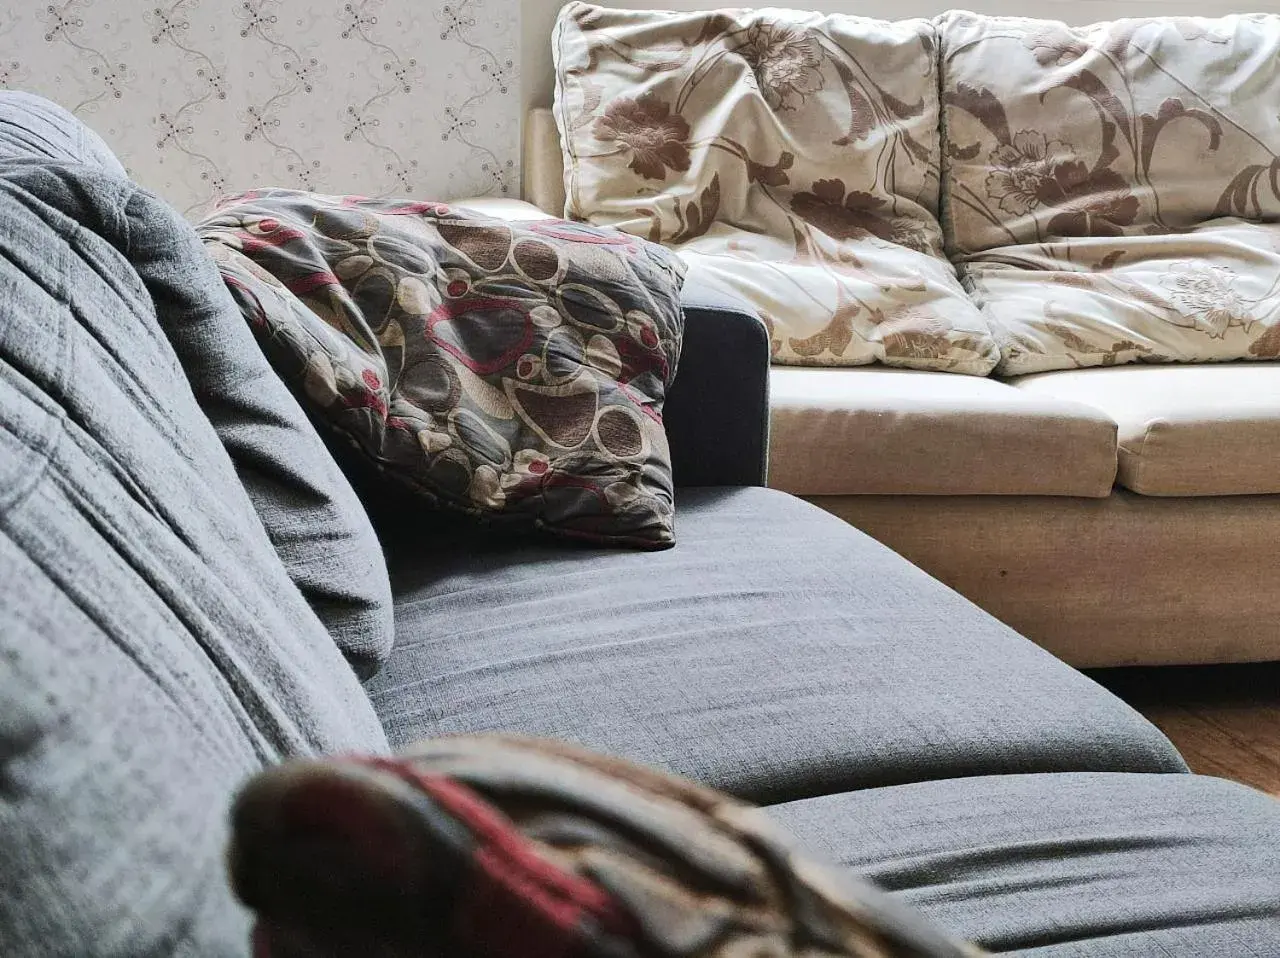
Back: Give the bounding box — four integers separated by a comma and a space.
1, 93, 1278, 956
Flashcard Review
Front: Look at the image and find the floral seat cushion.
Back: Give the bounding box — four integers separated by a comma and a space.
941, 12, 1280, 374
968, 221, 1280, 373
554, 2, 999, 374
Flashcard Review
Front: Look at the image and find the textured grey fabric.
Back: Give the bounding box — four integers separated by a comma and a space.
665, 272, 771, 487
0, 159, 389, 956
0, 90, 394, 677
369, 487, 1185, 805
0, 91, 126, 176
118, 182, 395, 676
767, 772, 1280, 956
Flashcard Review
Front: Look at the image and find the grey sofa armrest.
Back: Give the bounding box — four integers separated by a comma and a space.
664, 272, 771, 487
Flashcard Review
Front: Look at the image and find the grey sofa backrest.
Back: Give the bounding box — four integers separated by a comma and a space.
0, 95, 390, 955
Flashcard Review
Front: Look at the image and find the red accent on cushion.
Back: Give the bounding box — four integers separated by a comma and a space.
614, 335, 669, 384
343, 389, 388, 417
542, 471, 609, 509
446, 280, 468, 298
286, 271, 342, 296
458, 844, 582, 958
361, 369, 382, 389
237, 226, 307, 250
617, 382, 664, 424
356, 758, 632, 953
426, 297, 535, 376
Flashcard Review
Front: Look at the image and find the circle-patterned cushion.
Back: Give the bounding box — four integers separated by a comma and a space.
199, 192, 686, 549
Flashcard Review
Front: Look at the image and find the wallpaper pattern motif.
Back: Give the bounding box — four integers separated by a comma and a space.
0, 0, 519, 214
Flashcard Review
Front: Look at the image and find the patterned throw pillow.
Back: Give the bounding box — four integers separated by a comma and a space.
198, 192, 685, 549
554, 2, 998, 375
229, 735, 984, 958
940, 13, 1280, 374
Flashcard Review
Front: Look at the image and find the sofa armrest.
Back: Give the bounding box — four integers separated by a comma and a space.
665, 272, 771, 487
452, 196, 552, 220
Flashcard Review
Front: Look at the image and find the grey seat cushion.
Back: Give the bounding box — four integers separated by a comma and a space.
767, 772, 1280, 955
369, 487, 1185, 804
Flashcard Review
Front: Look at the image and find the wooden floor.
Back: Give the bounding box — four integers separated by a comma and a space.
1091, 662, 1280, 796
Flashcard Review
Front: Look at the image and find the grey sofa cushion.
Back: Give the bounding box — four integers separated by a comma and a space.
767, 772, 1280, 955
0, 90, 394, 678
119, 182, 395, 677
368, 487, 1185, 805
0, 91, 126, 177
0, 160, 389, 956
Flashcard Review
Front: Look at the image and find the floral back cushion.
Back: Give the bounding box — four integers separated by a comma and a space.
554, 2, 998, 374
940, 13, 1280, 374
198, 191, 685, 549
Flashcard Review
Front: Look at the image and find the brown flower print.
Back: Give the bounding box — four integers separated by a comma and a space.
1021, 25, 1087, 66
790, 179, 896, 243
1038, 161, 1140, 237
879, 308, 951, 360
985, 131, 1073, 215
592, 93, 691, 181
737, 22, 825, 112
1158, 261, 1253, 338
889, 219, 932, 254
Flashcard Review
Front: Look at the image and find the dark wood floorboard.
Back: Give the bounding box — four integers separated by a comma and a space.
1089, 662, 1280, 796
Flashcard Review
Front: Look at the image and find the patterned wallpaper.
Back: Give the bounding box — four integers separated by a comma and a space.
0, 0, 519, 215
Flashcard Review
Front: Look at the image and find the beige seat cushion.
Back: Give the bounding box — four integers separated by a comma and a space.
1012, 363, 1280, 495
966, 220, 1280, 376
769, 366, 1117, 496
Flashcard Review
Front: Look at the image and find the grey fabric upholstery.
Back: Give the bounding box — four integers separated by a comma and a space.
0, 91, 125, 176
369, 487, 1185, 805
665, 273, 771, 487
0, 91, 394, 678
767, 772, 1280, 956
118, 182, 395, 677
0, 159, 389, 956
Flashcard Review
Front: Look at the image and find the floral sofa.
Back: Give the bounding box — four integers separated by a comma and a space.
516, 2, 1280, 668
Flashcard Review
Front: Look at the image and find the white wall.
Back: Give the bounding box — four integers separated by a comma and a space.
0, 0, 521, 214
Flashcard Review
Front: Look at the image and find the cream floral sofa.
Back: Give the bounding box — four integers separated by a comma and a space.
513, 0, 1280, 668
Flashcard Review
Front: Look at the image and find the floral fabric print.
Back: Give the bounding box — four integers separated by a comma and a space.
198, 191, 686, 549
554, 3, 998, 374
941, 13, 1280, 374
968, 222, 1280, 375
